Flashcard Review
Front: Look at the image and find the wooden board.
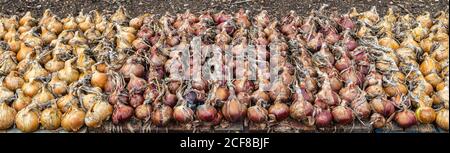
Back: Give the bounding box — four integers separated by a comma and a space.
248, 118, 316, 133
317, 121, 372, 133
2, 127, 87, 133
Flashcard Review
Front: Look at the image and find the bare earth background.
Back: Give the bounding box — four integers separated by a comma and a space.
0, 0, 449, 18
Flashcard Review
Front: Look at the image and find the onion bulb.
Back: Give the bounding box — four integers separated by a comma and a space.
135, 103, 152, 120
152, 103, 173, 127
112, 102, 133, 124
394, 109, 417, 128
370, 113, 386, 129
57, 58, 79, 84
4, 71, 24, 91
436, 109, 448, 130
12, 89, 32, 111
40, 105, 62, 130
61, 106, 85, 132
85, 98, 113, 128
415, 106, 436, 124
0, 102, 16, 130
15, 106, 40, 133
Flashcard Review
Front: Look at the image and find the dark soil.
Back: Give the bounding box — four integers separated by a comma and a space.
1, 0, 449, 18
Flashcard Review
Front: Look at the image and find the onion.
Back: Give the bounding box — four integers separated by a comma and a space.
222, 94, 247, 122
4, 71, 24, 91
315, 109, 333, 128
151, 103, 173, 127
395, 109, 417, 128
290, 89, 314, 121
85, 98, 113, 128
57, 93, 79, 113
0, 102, 16, 130
247, 100, 268, 123
40, 105, 62, 130
197, 101, 218, 122
215, 86, 230, 102
91, 65, 108, 90
251, 88, 270, 104
436, 109, 449, 130
269, 79, 291, 102
370, 97, 395, 117
49, 74, 68, 96
57, 58, 79, 84
331, 102, 354, 125
135, 103, 152, 120
365, 83, 384, 99
12, 89, 31, 111
15, 106, 40, 133
339, 82, 360, 102
370, 113, 386, 129
173, 101, 195, 124
24, 61, 49, 82
119, 57, 145, 78
415, 107, 436, 124
32, 85, 55, 105
112, 102, 133, 124
268, 98, 290, 121
61, 106, 85, 132
351, 97, 371, 119
127, 74, 146, 93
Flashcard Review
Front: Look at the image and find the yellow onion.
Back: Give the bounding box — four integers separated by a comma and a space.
420, 34, 434, 53
57, 58, 79, 84
436, 109, 449, 131
16, 43, 32, 62
85, 97, 113, 128
91, 65, 108, 90
56, 30, 75, 42
378, 36, 399, 50
41, 27, 57, 45
4, 71, 24, 91
81, 92, 97, 110
49, 74, 68, 96
7, 36, 21, 53
0, 22, 5, 39
69, 31, 88, 46
63, 16, 78, 30
0, 102, 17, 130
45, 57, 65, 72
84, 27, 101, 42
12, 89, 32, 111
46, 16, 63, 34
415, 106, 436, 124
57, 93, 79, 113
32, 85, 55, 105
61, 106, 85, 132
19, 12, 36, 26
22, 78, 42, 97
3, 26, 17, 42
425, 73, 443, 87
79, 15, 93, 32
15, 105, 40, 133
39, 9, 53, 26
23, 61, 49, 82
111, 6, 128, 24
0, 85, 15, 101
40, 104, 62, 130
384, 82, 408, 97
420, 53, 441, 76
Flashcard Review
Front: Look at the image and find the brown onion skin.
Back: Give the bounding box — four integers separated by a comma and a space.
173, 104, 195, 124
127, 74, 146, 93
436, 109, 449, 130
268, 101, 290, 121
315, 109, 333, 128
395, 109, 417, 128
351, 100, 371, 119
415, 107, 436, 124
237, 92, 251, 106
112, 102, 134, 124
0, 103, 17, 130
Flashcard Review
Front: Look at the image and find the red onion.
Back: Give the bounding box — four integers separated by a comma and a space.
112, 102, 134, 124
247, 100, 268, 123
268, 99, 290, 121
370, 97, 395, 117
331, 102, 354, 125
395, 109, 417, 128
315, 109, 333, 127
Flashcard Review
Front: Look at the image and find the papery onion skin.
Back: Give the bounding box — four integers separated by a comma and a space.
415, 107, 436, 124
395, 109, 417, 128
370, 113, 386, 129
0, 103, 17, 130
40, 107, 62, 130
135, 103, 152, 120
112, 102, 134, 124
436, 109, 449, 131
15, 108, 40, 133
315, 109, 333, 128
61, 107, 86, 132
